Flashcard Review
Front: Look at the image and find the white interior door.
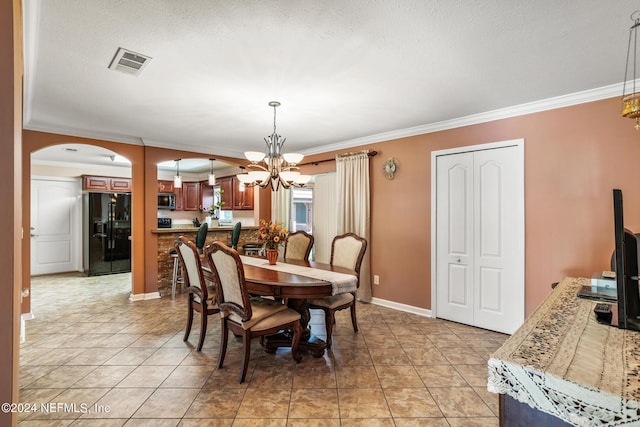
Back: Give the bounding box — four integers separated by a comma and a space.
31, 177, 82, 275
436, 152, 474, 325
434, 141, 524, 334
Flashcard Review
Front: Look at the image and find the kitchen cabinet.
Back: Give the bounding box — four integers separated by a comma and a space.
158, 180, 174, 193
83, 175, 131, 192
218, 177, 233, 210
182, 181, 201, 211
218, 176, 253, 210
201, 180, 214, 212
233, 179, 254, 210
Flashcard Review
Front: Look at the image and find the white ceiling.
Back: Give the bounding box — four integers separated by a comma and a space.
23, 0, 640, 163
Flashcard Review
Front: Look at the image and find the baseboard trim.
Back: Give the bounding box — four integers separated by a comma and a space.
20, 312, 34, 343
129, 292, 161, 301
370, 297, 432, 318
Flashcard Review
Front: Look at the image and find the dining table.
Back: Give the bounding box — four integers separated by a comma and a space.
202, 255, 357, 357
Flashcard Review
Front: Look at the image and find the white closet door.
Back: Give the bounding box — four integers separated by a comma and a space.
436, 152, 474, 325
472, 147, 524, 333
435, 144, 524, 334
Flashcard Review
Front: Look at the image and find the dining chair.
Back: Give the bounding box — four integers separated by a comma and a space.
284, 230, 314, 261
307, 232, 367, 349
170, 223, 208, 298
230, 221, 241, 250
204, 241, 302, 383
174, 236, 219, 351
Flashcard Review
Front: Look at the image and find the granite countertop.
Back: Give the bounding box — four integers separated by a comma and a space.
152, 225, 259, 233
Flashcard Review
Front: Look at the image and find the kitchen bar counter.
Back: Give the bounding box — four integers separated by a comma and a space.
154, 225, 261, 294
488, 277, 640, 426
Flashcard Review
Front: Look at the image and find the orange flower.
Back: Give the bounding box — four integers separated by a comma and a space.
254, 219, 288, 250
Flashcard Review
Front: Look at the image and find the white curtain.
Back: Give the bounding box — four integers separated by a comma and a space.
312, 173, 337, 263
271, 188, 291, 255
336, 150, 371, 302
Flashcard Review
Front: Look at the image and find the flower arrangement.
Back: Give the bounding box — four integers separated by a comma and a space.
256, 219, 288, 250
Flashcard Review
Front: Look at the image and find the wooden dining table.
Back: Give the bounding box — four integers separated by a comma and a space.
202, 256, 356, 357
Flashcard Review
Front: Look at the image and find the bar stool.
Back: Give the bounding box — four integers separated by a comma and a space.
170, 250, 184, 299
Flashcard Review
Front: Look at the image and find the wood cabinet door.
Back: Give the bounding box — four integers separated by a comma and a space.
182, 182, 201, 211
201, 180, 214, 213
219, 177, 233, 210
158, 180, 174, 193
233, 178, 254, 209
241, 184, 254, 209
174, 186, 184, 211
110, 178, 132, 192
83, 175, 110, 191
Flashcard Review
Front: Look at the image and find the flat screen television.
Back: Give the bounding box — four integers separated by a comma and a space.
613, 189, 640, 330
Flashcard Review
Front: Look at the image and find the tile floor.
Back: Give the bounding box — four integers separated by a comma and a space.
18, 272, 508, 426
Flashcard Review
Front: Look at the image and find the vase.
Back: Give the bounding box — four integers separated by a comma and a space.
266, 249, 278, 265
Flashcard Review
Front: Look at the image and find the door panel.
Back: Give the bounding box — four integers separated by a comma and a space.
436, 152, 473, 325
473, 146, 524, 333
31, 178, 81, 275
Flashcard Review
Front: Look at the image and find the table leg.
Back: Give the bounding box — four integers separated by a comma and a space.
262, 298, 327, 357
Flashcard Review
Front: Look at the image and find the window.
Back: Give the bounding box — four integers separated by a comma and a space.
291, 187, 313, 233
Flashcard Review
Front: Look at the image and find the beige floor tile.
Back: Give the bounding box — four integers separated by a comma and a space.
81, 388, 154, 419
335, 420, 394, 427
446, 417, 499, 427
383, 388, 442, 418
337, 388, 391, 418
235, 389, 291, 419
248, 364, 295, 389
429, 387, 494, 418
160, 364, 215, 388
441, 348, 486, 365
404, 347, 449, 366
285, 420, 340, 427
473, 385, 499, 416
25, 388, 109, 420
368, 347, 412, 365
66, 347, 124, 365
142, 348, 192, 366
335, 365, 380, 389
103, 348, 157, 366
124, 420, 180, 427
393, 418, 450, 426
292, 365, 336, 388
71, 420, 128, 426
415, 365, 469, 387
72, 365, 136, 388
178, 420, 233, 427
132, 387, 200, 418
26, 365, 98, 389
375, 365, 424, 388
288, 389, 339, 419
116, 365, 176, 388
183, 388, 245, 419
232, 420, 286, 427
454, 365, 491, 387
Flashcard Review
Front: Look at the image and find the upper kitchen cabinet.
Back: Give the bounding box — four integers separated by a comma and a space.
83, 175, 131, 192
182, 181, 201, 211
218, 177, 233, 210
218, 176, 253, 210
158, 180, 174, 193
233, 179, 254, 210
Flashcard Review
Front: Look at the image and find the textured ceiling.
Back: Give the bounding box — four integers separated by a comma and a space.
23, 0, 640, 162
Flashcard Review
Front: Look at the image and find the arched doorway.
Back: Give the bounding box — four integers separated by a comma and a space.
30, 143, 133, 282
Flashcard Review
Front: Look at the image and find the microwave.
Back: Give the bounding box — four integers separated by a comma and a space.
158, 193, 176, 210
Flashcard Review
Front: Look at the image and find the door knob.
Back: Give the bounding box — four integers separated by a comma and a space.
30, 234, 38, 238
457, 258, 461, 263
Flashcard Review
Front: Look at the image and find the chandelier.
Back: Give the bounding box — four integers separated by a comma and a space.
237, 101, 310, 191
621, 11, 640, 129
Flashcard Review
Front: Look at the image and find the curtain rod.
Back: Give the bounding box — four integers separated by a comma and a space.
301, 150, 378, 167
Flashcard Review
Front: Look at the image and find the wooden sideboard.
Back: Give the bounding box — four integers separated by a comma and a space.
488, 277, 640, 426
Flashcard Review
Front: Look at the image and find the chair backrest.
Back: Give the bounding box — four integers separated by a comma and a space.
331, 233, 367, 283
174, 236, 208, 298
196, 223, 209, 254
204, 241, 252, 321
231, 222, 241, 250
284, 230, 314, 261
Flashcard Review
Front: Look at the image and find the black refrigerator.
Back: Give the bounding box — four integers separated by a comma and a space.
85, 192, 131, 276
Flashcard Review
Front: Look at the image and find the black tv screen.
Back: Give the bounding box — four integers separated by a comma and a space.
613, 189, 640, 330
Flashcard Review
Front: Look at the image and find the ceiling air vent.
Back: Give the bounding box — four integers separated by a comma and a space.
108, 47, 151, 76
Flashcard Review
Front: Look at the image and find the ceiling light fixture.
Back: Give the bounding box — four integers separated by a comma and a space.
208, 158, 216, 186
237, 101, 310, 191
621, 10, 640, 129
174, 159, 182, 188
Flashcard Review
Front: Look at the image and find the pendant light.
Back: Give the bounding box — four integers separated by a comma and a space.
621, 10, 640, 129
173, 159, 182, 188
208, 158, 216, 186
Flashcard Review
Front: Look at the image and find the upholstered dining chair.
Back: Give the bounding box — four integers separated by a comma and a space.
174, 236, 219, 351
284, 230, 314, 261
230, 221, 241, 250
204, 241, 302, 383
307, 233, 367, 349
170, 223, 208, 298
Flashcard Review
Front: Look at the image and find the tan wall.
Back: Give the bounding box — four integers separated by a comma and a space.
301, 97, 640, 316
1, 0, 21, 424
